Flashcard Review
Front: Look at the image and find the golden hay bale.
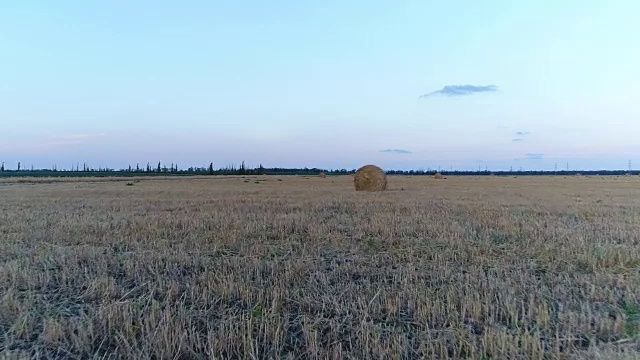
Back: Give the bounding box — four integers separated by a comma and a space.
318, 172, 327, 178
354, 165, 387, 191
433, 173, 444, 179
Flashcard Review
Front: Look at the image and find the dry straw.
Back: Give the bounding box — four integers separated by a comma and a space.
433, 173, 444, 179
318, 172, 327, 178
354, 165, 387, 191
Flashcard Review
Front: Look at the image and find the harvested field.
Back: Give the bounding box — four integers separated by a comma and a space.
1, 175, 640, 359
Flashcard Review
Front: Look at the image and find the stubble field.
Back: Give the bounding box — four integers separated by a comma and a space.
1, 175, 640, 359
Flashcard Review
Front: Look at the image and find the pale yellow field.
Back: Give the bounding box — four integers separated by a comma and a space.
1, 175, 639, 359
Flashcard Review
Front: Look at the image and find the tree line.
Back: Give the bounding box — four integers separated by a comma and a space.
0, 160, 638, 177
0, 161, 353, 177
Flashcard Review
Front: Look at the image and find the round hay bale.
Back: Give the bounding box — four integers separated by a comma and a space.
354, 165, 387, 191
318, 172, 327, 178
433, 173, 444, 179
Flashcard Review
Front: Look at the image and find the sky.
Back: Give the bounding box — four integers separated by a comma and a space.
1, 0, 639, 171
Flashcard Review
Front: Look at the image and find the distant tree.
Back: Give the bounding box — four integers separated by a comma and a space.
128, 165, 132, 172
157, 162, 161, 173
17, 162, 21, 171
146, 162, 151, 173
136, 163, 140, 172
208, 162, 214, 175
0, 162, 4, 172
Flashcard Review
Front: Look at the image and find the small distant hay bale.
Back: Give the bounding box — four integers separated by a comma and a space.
489, 173, 496, 177
318, 172, 327, 178
575, 173, 581, 176
354, 165, 387, 191
433, 173, 444, 179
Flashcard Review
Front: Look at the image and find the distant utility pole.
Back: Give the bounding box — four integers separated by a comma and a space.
554, 163, 558, 174
629, 159, 632, 171
566, 162, 569, 171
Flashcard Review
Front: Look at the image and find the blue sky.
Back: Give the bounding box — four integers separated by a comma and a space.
1, 0, 639, 171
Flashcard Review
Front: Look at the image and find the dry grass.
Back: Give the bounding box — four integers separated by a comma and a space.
1, 175, 640, 359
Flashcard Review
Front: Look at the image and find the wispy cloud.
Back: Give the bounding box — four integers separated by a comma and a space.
525, 153, 544, 160
512, 138, 523, 142
419, 84, 498, 98
0, 133, 107, 152
380, 149, 412, 154
516, 131, 530, 136
51, 133, 106, 140
44, 133, 107, 147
